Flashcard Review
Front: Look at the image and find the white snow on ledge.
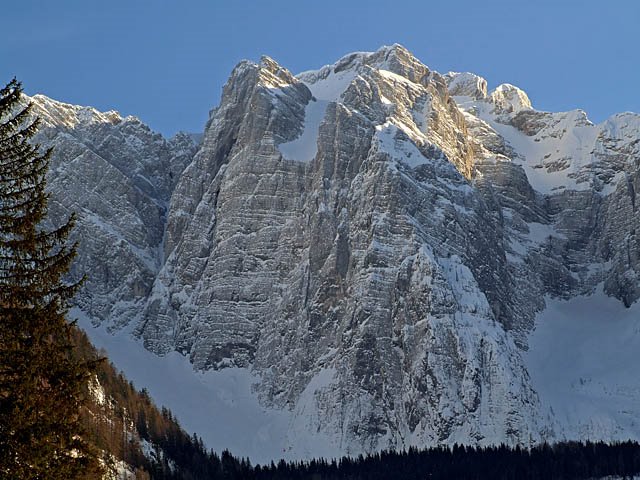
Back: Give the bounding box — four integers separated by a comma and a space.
525, 286, 640, 442
375, 122, 430, 168
278, 99, 328, 162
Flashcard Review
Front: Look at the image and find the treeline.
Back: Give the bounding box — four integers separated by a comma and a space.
133, 437, 640, 480
246, 441, 640, 480
72, 328, 640, 480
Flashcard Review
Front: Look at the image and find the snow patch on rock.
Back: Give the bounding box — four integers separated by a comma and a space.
278, 99, 329, 162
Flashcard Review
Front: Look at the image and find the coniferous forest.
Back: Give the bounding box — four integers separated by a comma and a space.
72, 327, 224, 480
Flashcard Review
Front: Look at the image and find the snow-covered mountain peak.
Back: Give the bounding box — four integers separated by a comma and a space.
365, 43, 431, 82
601, 111, 640, 140
375, 42, 411, 55
488, 83, 532, 114
220, 57, 297, 97
27, 93, 122, 129
445, 72, 488, 100
293, 46, 476, 177
298, 44, 418, 76
297, 44, 430, 98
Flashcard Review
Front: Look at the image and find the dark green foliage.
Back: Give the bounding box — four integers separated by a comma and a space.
240, 441, 640, 480
0, 79, 103, 479
125, 437, 639, 480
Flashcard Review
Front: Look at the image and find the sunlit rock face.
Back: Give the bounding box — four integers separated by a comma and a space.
37, 44, 640, 456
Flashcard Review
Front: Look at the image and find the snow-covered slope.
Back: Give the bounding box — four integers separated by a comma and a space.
36, 44, 640, 460
525, 288, 640, 442
76, 310, 339, 464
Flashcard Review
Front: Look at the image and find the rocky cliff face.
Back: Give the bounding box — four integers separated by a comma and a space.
35, 44, 640, 457
28, 95, 198, 327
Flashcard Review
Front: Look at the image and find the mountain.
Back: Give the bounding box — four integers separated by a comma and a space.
28, 44, 640, 461
28, 94, 197, 327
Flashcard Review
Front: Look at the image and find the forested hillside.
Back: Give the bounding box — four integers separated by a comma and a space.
73, 327, 242, 479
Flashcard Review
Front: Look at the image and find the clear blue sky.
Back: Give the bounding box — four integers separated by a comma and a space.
3, 0, 639, 136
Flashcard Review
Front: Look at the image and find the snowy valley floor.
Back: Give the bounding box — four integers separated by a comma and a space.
76, 287, 640, 463
524, 287, 640, 442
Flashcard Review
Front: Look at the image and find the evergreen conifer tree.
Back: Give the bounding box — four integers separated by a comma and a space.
0, 79, 102, 479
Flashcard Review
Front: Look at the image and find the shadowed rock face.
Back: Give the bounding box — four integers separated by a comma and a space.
28, 94, 198, 326
37, 44, 639, 455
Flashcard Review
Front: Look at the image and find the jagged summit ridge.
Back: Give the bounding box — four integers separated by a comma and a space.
26, 93, 198, 325
35, 45, 640, 459
444, 72, 488, 100
28, 93, 123, 129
